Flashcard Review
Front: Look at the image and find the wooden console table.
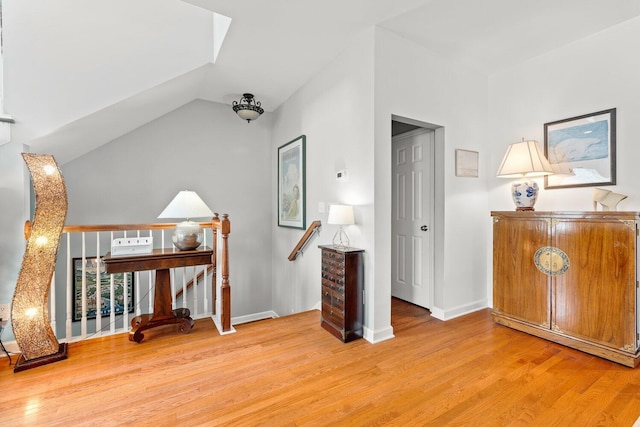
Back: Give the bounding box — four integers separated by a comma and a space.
104, 247, 213, 343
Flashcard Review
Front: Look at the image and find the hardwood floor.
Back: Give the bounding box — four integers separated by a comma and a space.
1, 298, 640, 426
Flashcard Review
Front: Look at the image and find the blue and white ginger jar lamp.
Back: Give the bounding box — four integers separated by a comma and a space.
496, 140, 554, 211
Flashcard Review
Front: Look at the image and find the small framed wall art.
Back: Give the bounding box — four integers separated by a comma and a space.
455, 149, 479, 177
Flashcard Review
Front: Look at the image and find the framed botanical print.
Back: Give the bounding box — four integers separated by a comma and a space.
278, 135, 306, 229
544, 108, 616, 189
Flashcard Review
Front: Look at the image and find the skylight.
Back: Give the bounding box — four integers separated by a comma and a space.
212, 12, 231, 63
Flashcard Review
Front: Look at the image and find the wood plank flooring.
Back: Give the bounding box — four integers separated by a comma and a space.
1, 298, 640, 426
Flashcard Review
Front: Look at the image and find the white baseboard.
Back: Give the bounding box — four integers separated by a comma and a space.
363, 324, 395, 343
430, 299, 488, 321
231, 310, 279, 325
211, 315, 236, 335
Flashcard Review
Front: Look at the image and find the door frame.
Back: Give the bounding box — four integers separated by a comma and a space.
391, 114, 445, 317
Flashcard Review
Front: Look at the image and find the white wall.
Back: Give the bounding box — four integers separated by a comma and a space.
61, 100, 273, 317
270, 30, 376, 320
270, 27, 492, 341
0, 141, 29, 341
374, 28, 490, 321
489, 16, 640, 211
487, 16, 640, 301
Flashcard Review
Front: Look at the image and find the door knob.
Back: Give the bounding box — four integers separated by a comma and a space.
420, 225, 428, 231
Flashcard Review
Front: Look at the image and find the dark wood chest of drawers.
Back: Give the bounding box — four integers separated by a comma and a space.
319, 245, 364, 342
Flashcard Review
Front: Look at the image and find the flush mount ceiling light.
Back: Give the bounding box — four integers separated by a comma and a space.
232, 93, 264, 123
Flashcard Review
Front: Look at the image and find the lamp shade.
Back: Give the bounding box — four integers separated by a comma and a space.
496, 140, 554, 178
158, 190, 213, 219
327, 204, 355, 225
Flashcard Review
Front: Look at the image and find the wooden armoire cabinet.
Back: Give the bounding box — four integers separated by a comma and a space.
319, 245, 364, 343
492, 211, 640, 367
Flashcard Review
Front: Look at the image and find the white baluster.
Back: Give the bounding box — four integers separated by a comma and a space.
192, 265, 197, 316
95, 232, 101, 335
50, 271, 56, 334
148, 270, 153, 314
81, 232, 87, 338
66, 233, 72, 340
170, 267, 176, 310
202, 231, 208, 315
135, 271, 141, 316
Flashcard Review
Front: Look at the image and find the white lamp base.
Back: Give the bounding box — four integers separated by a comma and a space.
173, 220, 203, 250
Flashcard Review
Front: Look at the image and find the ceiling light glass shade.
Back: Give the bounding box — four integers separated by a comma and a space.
328, 204, 355, 249
232, 93, 264, 123
158, 190, 214, 250
496, 140, 554, 211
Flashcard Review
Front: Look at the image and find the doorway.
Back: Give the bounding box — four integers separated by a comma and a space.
390, 117, 438, 310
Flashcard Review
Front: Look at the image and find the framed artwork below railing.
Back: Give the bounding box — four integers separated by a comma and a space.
72, 257, 134, 321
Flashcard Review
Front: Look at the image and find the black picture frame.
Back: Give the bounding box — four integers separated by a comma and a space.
72, 257, 134, 321
278, 135, 306, 229
544, 108, 616, 189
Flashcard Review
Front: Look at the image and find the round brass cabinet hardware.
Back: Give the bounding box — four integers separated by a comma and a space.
534, 246, 570, 276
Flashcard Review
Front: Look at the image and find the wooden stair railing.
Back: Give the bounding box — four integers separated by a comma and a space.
288, 220, 322, 261
56, 213, 232, 333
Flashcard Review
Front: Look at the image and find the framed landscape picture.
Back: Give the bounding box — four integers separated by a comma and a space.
278, 135, 306, 229
72, 257, 134, 321
544, 108, 616, 189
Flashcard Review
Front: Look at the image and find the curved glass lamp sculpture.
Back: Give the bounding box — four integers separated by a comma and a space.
12, 154, 68, 372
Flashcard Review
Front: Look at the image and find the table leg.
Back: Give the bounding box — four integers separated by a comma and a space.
128, 268, 194, 343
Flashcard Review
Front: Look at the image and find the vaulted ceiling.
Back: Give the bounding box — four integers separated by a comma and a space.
5, 0, 640, 163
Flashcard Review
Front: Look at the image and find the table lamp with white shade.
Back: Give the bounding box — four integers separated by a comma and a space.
327, 204, 355, 249
496, 139, 554, 211
158, 190, 214, 250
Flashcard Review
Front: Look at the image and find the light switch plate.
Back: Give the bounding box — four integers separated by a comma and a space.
0, 304, 9, 322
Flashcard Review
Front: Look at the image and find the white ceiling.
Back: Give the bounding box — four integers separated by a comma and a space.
380, 0, 640, 75
191, 0, 640, 107
14, 0, 640, 163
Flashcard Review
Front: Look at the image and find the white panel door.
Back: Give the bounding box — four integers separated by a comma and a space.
391, 129, 434, 308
